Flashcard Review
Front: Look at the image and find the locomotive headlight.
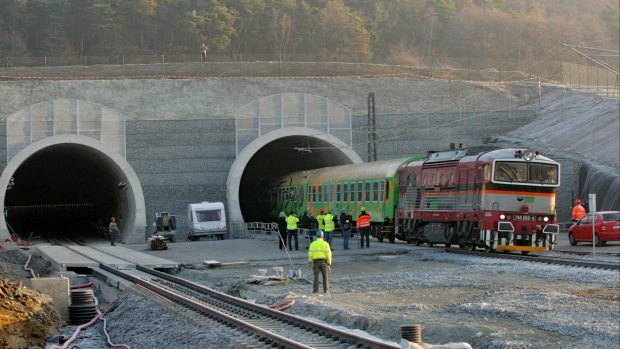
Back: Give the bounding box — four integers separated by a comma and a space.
500, 214, 506, 220
523, 150, 535, 161
543, 216, 549, 222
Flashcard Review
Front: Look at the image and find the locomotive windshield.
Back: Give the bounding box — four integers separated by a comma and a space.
494, 161, 558, 185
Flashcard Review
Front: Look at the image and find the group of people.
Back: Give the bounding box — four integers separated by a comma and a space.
276, 207, 374, 294
276, 207, 373, 252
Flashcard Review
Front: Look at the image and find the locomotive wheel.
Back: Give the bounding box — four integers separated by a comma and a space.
415, 240, 422, 246
445, 243, 451, 247
458, 243, 465, 249
469, 243, 476, 251
484, 244, 493, 253
428, 242, 435, 247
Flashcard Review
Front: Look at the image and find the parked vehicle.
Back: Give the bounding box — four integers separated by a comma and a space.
568, 211, 620, 246
154, 212, 176, 242
187, 202, 227, 241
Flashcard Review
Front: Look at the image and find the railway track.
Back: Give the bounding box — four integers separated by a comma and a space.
444, 248, 620, 270
53, 240, 400, 349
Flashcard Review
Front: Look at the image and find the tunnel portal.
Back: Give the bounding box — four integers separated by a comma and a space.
4, 143, 124, 240
236, 132, 363, 223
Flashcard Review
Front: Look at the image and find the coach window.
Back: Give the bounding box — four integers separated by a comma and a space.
317, 185, 322, 202
373, 181, 379, 201
328, 184, 333, 202
343, 183, 349, 202
365, 181, 371, 203
357, 182, 363, 202
336, 184, 341, 202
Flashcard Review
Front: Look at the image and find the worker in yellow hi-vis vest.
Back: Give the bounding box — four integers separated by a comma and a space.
323, 210, 335, 248
286, 211, 300, 250
308, 230, 332, 293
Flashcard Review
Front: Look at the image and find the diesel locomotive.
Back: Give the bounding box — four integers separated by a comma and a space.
258, 146, 560, 253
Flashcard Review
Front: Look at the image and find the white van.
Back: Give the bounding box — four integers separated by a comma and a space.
187, 202, 227, 241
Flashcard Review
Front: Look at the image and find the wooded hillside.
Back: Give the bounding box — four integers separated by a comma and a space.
1, 0, 618, 70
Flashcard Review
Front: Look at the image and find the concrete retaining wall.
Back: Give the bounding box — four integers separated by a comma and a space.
126, 119, 236, 239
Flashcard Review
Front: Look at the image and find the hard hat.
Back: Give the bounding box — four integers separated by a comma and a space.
320, 209, 325, 213
316, 230, 324, 237
575, 199, 581, 204
361, 207, 366, 211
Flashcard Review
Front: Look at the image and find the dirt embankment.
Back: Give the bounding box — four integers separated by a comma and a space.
0, 249, 61, 349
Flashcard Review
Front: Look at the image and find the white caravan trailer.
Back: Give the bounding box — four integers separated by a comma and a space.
187, 202, 227, 241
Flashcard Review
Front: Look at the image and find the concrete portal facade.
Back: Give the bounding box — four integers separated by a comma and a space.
0, 78, 549, 241
0, 135, 147, 243
227, 127, 364, 225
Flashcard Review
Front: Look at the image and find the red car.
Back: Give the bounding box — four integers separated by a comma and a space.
568, 211, 620, 246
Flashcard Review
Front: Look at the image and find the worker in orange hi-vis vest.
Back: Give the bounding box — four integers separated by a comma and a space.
571, 199, 586, 222
356, 207, 372, 248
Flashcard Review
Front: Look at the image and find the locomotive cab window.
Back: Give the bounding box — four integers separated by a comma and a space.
529, 163, 559, 184
494, 161, 559, 185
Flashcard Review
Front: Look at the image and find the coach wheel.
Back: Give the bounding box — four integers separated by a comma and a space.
445, 243, 451, 247
377, 237, 384, 242
458, 243, 465, 249
389, 235, 395, 243
428, 242, 435, 247
568, 233, 577, 246
521, 251, 530, 255
484, 244, 494, 253
415, 239, 422, 246
469, 243, 477, 251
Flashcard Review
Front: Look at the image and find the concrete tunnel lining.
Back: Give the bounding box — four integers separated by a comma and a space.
227, 127, 363, 226
0, 135, 146, 243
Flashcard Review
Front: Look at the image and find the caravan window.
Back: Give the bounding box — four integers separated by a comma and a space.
197, 210, 221, 222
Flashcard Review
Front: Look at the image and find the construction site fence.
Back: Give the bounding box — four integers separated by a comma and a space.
0, 53, 597, 83
231, 221, 319, 242
561, 62, 619, 99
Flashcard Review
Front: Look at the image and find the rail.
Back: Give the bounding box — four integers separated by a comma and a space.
445, 248, 620, 270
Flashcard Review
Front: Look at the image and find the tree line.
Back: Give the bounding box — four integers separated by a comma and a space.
1, 0, 618, 68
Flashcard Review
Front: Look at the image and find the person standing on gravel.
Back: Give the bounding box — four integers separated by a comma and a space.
571, 199, 586, 222
323, 210, 335, 248
357, 207, 372, 248
277, 212, 288, 250
340, 209, 352, 250
316, 209, 326, 232
308, 230, 332, 293
286, 211, 300, 250
108, 217, 119, 246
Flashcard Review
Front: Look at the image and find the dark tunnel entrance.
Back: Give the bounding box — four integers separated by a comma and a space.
239, 135, 356, 222
4, 144, 125, 240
